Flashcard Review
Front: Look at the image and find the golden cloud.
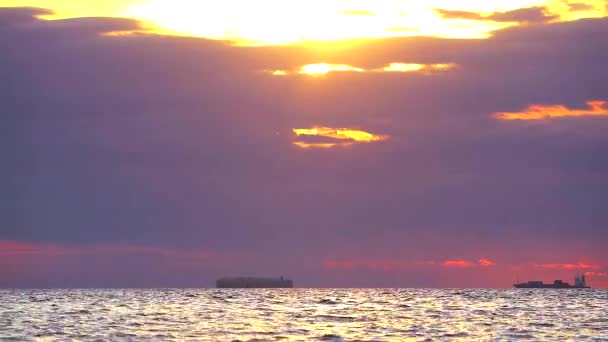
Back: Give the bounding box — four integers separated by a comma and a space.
270, 63, 457, 77
293, 126, 390, 149
298, 63, 365, 76
494, 100, 608, 120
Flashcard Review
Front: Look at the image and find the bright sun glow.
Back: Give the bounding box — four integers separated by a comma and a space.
4, 0, 607, 45
270, 63, 457, 76
381, 63, 457, 73
299, 64, 365, 76
118, 0, 607, 45
383, 63, 425, 72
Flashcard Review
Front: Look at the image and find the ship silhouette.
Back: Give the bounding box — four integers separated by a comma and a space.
514, 274, 590, 288
216, 276, 294, 288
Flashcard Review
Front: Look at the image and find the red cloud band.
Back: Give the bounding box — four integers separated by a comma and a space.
323, 258, 495, 270
535, 262, 600, 270
0, 240, 213, 259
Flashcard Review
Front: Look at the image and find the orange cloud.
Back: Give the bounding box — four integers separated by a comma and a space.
495, 100, 608, 120
0, 240, 213, 260
536, 262, 600, 270
442, 260, 476, 268
478, 258, 496, 267
293, 126, 389, 149
323, 258, 492, 270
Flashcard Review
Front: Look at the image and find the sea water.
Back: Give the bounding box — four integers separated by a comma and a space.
1, 289, 607, 341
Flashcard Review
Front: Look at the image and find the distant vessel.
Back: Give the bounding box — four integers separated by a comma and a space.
514, 274, 590, 289
216, 276, 294, 288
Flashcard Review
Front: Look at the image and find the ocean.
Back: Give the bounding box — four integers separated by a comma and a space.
1, 289, 607, 341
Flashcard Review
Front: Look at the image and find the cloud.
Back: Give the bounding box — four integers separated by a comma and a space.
434, 9, 484, 21
0, 240, 225, 287
270, 63, 456, 76
495, 100, 608, 120
442, 260, 476, 268
435, 7, 558, 23
0, 240, 214, 259
381, 63, 456, 74
292, 126, 389, 148
567, 2, 596, 11
292, 134, 356, 149
323, 259, 494, 270
0, 7, 52, 27
297, 63, 364, 76
536, 262, 601, 270
488, 7, 558, 23
0, 8, 143, 38
478, 258, 496, 267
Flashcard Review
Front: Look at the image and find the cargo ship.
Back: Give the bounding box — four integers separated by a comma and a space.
514, 274, 590, 288
216, 276, 294, 288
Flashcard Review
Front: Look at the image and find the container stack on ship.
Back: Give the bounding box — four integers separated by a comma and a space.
216, 276, 294, 288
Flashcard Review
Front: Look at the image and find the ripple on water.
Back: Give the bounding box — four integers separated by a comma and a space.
314, 315, 357, 322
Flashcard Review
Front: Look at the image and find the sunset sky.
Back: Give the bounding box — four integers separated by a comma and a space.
2, 0, 608, 288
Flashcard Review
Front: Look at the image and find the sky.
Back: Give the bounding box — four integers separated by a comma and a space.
2, 0, 608, 288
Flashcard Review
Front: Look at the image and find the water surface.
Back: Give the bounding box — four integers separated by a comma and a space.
1, 289, 607, 341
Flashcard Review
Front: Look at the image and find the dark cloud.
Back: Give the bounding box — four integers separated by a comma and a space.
435, 6, 558, 23
434, 9, 484, 21
488, 7, 558, 23
566, 2, 596, 11
2, 7, 608, 287
0, 7, 52, 27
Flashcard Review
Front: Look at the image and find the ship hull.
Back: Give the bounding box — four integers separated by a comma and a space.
216, 277, 294, 288
514, 284, 590, 289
